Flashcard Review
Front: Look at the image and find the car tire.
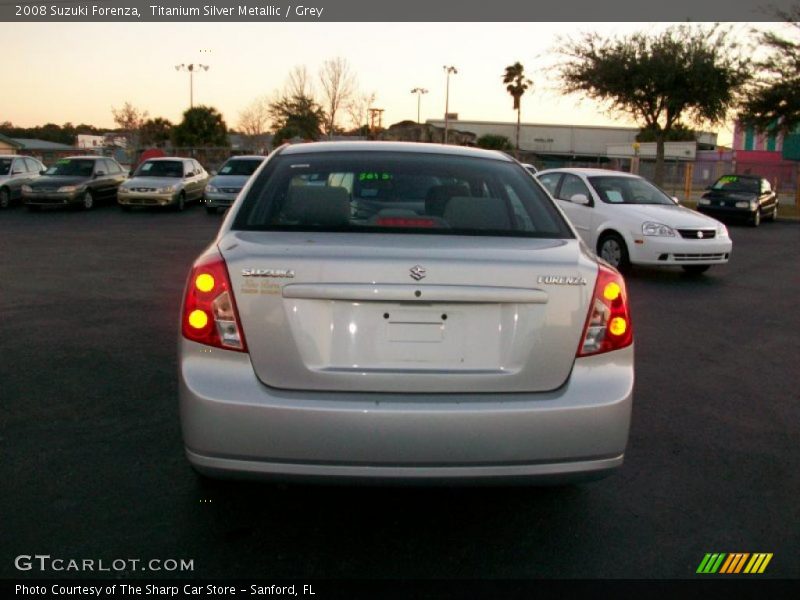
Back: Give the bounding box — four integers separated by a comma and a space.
175, 192, 186, 212
82, 190, 94, 211
682, 265, 711, 275
598, 233, 631, 273
0, 187, 10, 209
750, 209, 761, 227
768, 203, 778, 221
205, 206, 218, 215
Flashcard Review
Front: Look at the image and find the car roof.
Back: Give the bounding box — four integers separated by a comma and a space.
59, 156, 105, 161
142, 157, 191, 162
227, 155, 266, 160
537, 167, 640, 178
278, 141, 513, 162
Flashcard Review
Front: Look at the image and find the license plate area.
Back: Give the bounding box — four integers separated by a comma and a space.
386, 309, 445, 343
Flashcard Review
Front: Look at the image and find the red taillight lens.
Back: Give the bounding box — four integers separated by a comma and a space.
181, 251, 247, 352
577, 264, 633, 357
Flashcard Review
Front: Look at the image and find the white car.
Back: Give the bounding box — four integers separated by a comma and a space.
536, 168, 732, 274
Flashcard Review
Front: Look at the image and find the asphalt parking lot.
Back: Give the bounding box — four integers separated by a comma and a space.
2, 204, 798, 580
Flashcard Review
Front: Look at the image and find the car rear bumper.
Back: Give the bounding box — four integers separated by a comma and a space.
629, 235, 732, 266
179, 339, 634, 483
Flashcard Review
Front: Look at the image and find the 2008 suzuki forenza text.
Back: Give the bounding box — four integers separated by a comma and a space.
178, 142, 634, 483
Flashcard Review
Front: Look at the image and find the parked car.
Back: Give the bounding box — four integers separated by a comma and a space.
118, 157, 208, 211
22, 156, 126, 210
696, 174, 779, 227
536, 168, 732, 275
179, 142, 634, 484
0, 155, 45, 209
204, 155, 266, 214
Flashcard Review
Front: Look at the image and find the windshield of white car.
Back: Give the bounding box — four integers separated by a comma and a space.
233, 151, 573, 238
45, 159, 95, 177
588, 176, 675, 205
218, 159, 264, 177
134, 160, 183, 178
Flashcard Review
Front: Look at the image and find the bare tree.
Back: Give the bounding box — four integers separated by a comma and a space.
238, 96, 271, 135
286, 65, 314, 100
319, 57, 356, 138
347, 91, 376, 134
111, 102, 148, 148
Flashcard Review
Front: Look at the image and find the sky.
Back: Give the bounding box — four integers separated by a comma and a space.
0, 21, 779, 145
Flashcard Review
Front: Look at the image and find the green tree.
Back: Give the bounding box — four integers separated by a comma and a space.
140, 117, 174, 148
502, 62, 533, 157
740, 9, 800, 135
636, 123, 697, 143
558, 25, 750, 184
172, 106, 229, 148
269, 94, 325, 145
477, 134, 513, 151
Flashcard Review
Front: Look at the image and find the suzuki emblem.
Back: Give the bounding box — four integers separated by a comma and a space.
409, 265, 426, 281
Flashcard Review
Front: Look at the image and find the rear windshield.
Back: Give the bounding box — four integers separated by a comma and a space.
233, 151, 572, 238
711, 175, 759, 193
219, 158, 264, 176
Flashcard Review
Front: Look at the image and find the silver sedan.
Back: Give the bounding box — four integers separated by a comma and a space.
178, 142, 634, 483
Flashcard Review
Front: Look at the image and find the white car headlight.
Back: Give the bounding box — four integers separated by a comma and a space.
206, 184, 218, 193
735, 201, 749, 209
642, 222, 676, 237
698, 198, 711, 205
716, 223, 729, 238
158, 185, 176, 193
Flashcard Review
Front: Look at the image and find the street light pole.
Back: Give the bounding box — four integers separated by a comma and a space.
175, 63, 210, 109
442, 66, 457, 144
410, 87, 428, 124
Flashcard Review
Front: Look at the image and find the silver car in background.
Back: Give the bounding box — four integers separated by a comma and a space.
179, 142, 634, 483
204, 155, 266, 214
118, 157, 208, 211
0, 155, 46, 209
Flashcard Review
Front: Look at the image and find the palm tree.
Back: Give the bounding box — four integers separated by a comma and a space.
503, 62, 533, 157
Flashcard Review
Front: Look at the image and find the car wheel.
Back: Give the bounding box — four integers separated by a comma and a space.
682, 265, 710, 275
205, 206, 218, 215
768, 203, 778, 221
82, 190, 94, 210
598, 233, 631, 272
750, 209, 761, 227
175, 192, 186, 212
0, 188, 10, 209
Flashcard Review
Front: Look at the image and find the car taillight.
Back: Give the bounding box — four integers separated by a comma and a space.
181, 250, 247, 352
577, 264, 633, 357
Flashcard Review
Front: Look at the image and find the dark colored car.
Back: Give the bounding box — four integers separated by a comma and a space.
696, 174, 779, 227
23, 156, 127, 210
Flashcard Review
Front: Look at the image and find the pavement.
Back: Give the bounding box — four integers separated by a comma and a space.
1, 203, 798, 580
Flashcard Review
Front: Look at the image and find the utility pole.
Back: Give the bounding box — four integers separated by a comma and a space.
410, 87, 428, 124
442, 66, 457, 144
175, 63, 210, 109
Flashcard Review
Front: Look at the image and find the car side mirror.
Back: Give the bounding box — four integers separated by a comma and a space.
11, 170, 23, 175
40, 169, 47, 175
570, 193, 590, 205
94, 170, 106, 178
185, 172, 195, 178
672, 196, 681, 205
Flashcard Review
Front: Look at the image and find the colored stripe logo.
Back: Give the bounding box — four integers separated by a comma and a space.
697, 553, 773, 574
